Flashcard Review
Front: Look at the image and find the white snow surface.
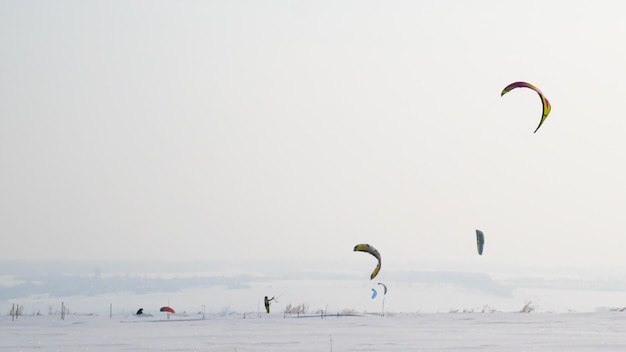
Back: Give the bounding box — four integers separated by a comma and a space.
3, 311, 626, 351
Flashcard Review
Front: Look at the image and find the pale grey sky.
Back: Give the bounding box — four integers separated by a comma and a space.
1, 1, 626, 276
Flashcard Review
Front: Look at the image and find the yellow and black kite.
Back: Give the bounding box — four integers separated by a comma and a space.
354, 243, 382, 280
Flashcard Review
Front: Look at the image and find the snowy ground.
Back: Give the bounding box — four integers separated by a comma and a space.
3, 311, 626, 351
5, 263, 626, 351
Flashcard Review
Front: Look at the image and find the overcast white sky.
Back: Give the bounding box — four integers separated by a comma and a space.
2, 1, 626, 277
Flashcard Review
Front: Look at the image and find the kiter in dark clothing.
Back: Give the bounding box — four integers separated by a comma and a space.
264, 296, 274, 313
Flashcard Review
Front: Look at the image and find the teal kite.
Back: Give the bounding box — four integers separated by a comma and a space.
476, 230, 485, 255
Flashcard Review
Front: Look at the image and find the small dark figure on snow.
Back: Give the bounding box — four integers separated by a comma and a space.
264, 296, 274, 313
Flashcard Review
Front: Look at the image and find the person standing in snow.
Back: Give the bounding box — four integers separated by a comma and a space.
264, 296, 274, 313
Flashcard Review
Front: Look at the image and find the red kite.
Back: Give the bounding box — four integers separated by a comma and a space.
160, 306, 175, 314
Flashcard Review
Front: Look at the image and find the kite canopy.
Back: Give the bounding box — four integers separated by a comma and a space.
501, 81, 551, 133
371, 288, 378, 299
160, 306, 175, 314
377, 282, 388, 295
354, 243, 382, 280
476, 230, 485, 255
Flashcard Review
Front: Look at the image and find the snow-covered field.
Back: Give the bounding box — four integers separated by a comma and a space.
5, 262, 626, 351
3, 311, 626, 351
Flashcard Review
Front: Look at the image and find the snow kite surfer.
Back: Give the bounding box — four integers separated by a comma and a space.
264, 296, 274, 313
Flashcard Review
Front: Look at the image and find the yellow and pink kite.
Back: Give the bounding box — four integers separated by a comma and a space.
501, 81, 551, 133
